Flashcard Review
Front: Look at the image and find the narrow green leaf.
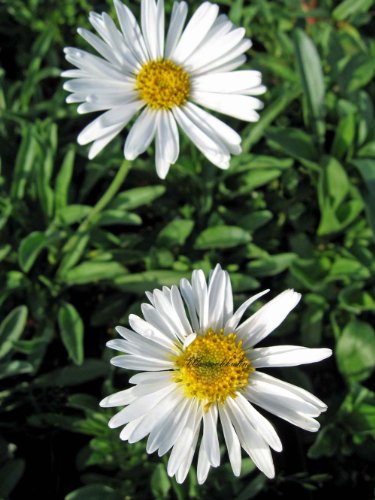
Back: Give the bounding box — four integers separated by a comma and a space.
65, 485, 118, 500
108, 186, 165, 211
333, 0, 373, 21
266, 127, 319, 165
0, 360, 33, 379
114, 270, 191, 293
18, 231, 48, 272
35, 359, 107, 387
0, 306, 28, 359
62, 261, 127, 285
195, 226, 250, 249
58, 303, 84, 365
11, 124, 37, 200
336, 319, 375, 382
157, 219, 194, 246
294, 29, 325, 143
55, 147, 75, 213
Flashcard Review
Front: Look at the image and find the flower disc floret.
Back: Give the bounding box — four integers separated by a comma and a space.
135, 59, 190, 110
174, 329, 253, 407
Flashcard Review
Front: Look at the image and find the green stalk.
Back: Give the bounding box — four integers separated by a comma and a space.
57, 160, 131, 277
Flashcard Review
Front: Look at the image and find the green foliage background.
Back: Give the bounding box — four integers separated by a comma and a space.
1, 0, 375, 498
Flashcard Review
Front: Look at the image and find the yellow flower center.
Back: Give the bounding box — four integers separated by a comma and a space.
135, 59, 190, 110
174, 329, 253, 410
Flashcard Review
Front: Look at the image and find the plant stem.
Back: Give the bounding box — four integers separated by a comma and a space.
57, 160, 131, 276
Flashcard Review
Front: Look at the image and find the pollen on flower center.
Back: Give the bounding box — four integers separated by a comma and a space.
174, 329, 253, 409
135, 59, 190, 110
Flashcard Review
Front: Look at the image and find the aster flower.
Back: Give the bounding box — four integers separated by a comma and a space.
100, 265, 332, 484
62, 0, 265, 178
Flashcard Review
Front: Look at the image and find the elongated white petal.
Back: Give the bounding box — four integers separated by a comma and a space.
218, 404, 242, 476
226, 397, 275, 478
114, 0, 148, 64
202, 404, 220, 467
173, 106, 230, 169
197, 439, 211, 485
172, 2, 219, 64
193, 70, 262, 94
165, 1, 188, 58
235, 393, 282, 452
225, 289, 270, 333
155, 110, 179, 179
108, 383, 175, 428
193, 91, 263, 122
111, 354, 174, 371
124, 108, 158, 160
87, 124, 125, 159
249, 345, 332, 368
251, 371, 328, 411
236, 289, 302, 347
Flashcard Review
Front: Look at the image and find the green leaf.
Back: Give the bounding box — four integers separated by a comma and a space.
65, 484, 119, 500
266, 127, 319, 165
151, 464, 171, 500
294, 29, 325, 143
0, 360, 33, 379
58, 205, 92, 225
340, 54, 375, 93
195, 226, 250, 249
336, 319, 375, 382
35, 359, 107, 387
157, 219, 194, 246
58, 302, 84, 365
331, 113, 355, 160
11, 124, 37, 200
247, 253, 296, 277
352, 158, 375, 235
308, 425, 340, 458
0, 306, 28, 359
0, 459, 25, 498
18, 231, 48, 273
55, 147, 75, 213
96, 210, 142, 226
107, 186, 166, 211
237, 211, 273, 232
62, 261, 128, 285
114, 270, 191, 294
333, 0, 373, 21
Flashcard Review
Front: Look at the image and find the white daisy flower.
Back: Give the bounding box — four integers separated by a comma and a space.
62, 0, 265, 178
100, 264, 332, 484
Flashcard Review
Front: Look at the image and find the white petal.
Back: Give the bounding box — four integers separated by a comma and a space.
146, 395, 187, 454
171, 285, 193, 337
192, 38, 251, 76
155, 111, 179, 179
175, 423, 200, 483
141, 0, 162, 60
184, 102, 241, 154
77, 103, 141, 146
191, 269, 209, 333
236, 289, 302, 348
202, 405, 220, 467
197, 439, 211, 485
224, 290, 270, 334
114, 0, 148, 64
167, 400, 202, 477
218, 404, 242, 476
179, 278, 200, 334
249, 346, 332, 368
193, 70, 263, 94
172, 2, 219, 64
192, 91, 263, 122
223, 270, 234, 325
108, 383, 175, 428
129, 371, 173, 385
87, 125, 125, 159
251, 371, 328, 412
140, 304, 181, 343
226, 397, 275, 478
187, 27, 247, 73
173, 106, 230, 170
77, 27, 119, 66
207, 264, 226, 331
235, 393, 282, 452
165, 1, 188, 58
110, 354, 174, 371
124, 108, 158, 160
64, 47, 126, 80
129, 388, 182, 443
117, 321, 176, 351
100, 387, 137, 407
205, 54, 246, 75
